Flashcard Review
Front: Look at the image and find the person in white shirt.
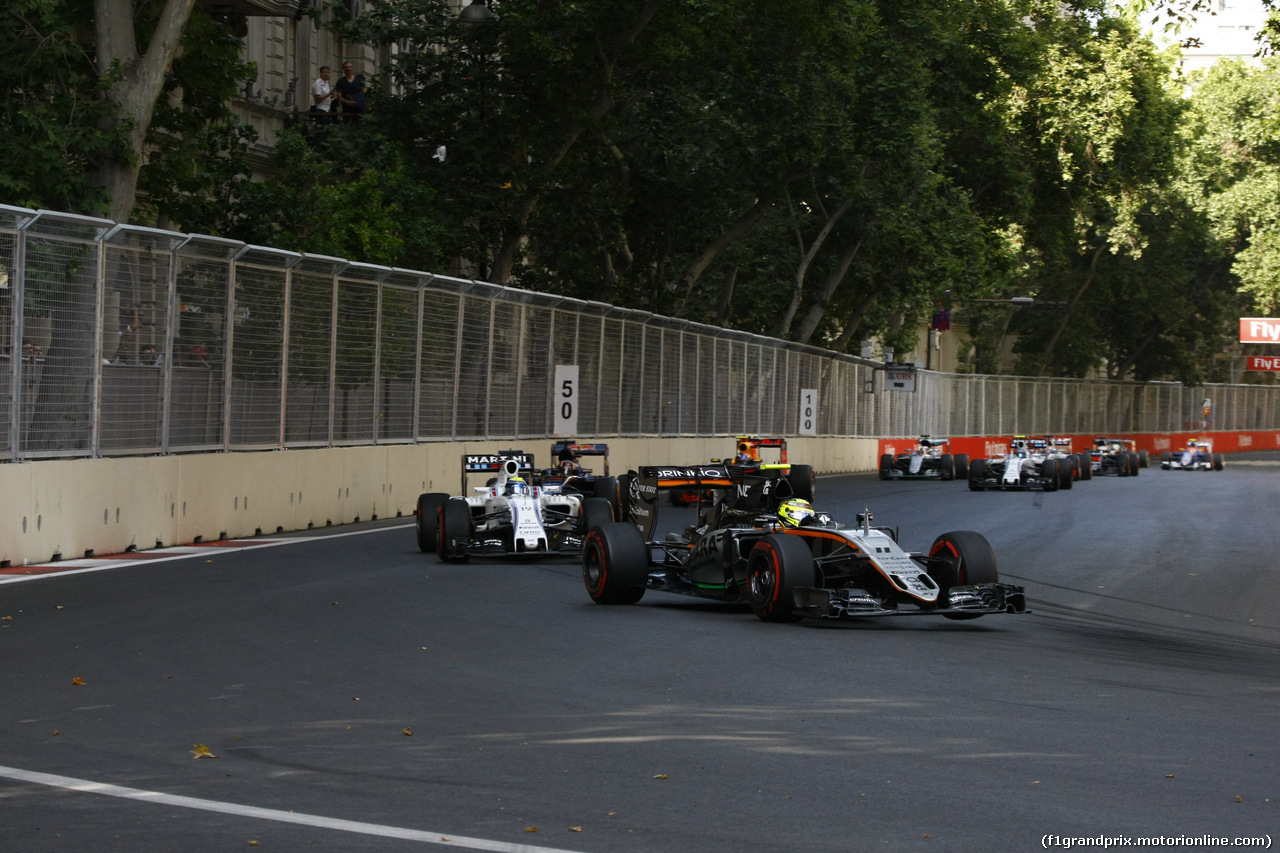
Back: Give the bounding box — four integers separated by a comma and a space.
310, 66, 337, 123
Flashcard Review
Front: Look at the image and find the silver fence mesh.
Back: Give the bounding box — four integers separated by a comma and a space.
2, 203, 1278, 460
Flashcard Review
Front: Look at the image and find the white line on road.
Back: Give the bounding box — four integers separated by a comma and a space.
0, 524, 415, 585
0, 764, 587, 852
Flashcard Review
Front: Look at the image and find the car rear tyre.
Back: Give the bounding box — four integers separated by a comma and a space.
953, 453, 970, 479
416, 492, 448, 553
583, 522, 648, 604
437, 499, 472, 562
940, 454, 955, 481
1058, 458, 1073, 489
1213, 452, 1225, 471
1077, 453, 1092, 481
878, 454, 894, 481
747, 534, 815, 623
1128, 451, 1140, 476
582, 497, 614, 533
1138, 449, 1149, 468
787, 464, 816, 501
593, 476, 620, 519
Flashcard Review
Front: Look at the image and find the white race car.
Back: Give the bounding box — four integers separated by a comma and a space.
968, 436, 1071, 491
416, 452, 615, 560
1160, 439, 1225, 472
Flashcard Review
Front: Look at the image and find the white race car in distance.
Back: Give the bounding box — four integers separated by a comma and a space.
416, 452, 614, 560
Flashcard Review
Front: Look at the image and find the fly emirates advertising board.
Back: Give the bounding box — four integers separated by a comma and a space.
1239, 318, 1280, 372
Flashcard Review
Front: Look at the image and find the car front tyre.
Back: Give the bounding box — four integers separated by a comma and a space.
583, 522, 648, 604
968, 459, 986, 491
747, 534, 815, 623
878, 454, 894, 481
416, 492, 449, 553
438, 499, 473, 562
928, 530, 999, 619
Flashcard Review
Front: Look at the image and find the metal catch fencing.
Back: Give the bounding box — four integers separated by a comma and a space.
1, 204, 1277, 460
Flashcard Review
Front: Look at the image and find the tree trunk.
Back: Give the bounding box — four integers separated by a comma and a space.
95, 0, 198, 223
795, 235, 864, 344
714, 264, 738, 326
831, 280, 887, 352
830, 256, 907, 352
1108, 322, 1161, 380
1040, 240, 1108, 369
673, 198, 769, 314
774, 194, 855, 339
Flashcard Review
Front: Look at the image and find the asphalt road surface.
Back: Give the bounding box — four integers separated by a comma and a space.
2, 454, 1278, 852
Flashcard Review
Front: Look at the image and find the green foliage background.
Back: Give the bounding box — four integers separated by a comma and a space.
5, 0, 1280, 385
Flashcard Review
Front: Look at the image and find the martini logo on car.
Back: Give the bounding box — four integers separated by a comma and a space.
464, 454, 532, 468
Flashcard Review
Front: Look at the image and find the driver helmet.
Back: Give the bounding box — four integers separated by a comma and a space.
505, 476, 528, 496
777, 498, 816, 528
737, 440, 755, 462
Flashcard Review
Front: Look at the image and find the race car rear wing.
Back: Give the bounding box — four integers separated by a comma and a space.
550, 441, 610, 474
461, 451, 535, 493
721, 435, 790, 464
625, 463, 794, 540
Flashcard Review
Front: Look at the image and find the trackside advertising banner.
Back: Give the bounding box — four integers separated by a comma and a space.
1246, 355, 1280, 372
1239, 317, 1280, 343
878, 431, 1280, 461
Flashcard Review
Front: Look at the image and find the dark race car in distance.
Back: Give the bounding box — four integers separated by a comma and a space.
537, 441, 620, 506
669, 435, 815, 506
1089, 437, 1147, 477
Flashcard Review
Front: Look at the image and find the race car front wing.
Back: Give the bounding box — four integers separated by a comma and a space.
793, 582, 1028, 619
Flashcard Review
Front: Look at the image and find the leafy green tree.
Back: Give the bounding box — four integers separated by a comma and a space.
135, 5, 257, 231
226, 127, 448, 270
1178, 58, 1280, 315
3, 0, 124, 214
1005, 7, 1193, 376
4, 0, 256, 226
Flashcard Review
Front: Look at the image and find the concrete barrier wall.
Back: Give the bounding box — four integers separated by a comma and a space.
0, 437, 882, 567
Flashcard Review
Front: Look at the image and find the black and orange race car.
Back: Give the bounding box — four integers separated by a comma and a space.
584, 464, 1026, 623
669, 436, 815, 505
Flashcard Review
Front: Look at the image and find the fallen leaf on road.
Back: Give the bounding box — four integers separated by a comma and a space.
191, 744, 218, 759
402, 727, 413, 736
72, 677, 85, 686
